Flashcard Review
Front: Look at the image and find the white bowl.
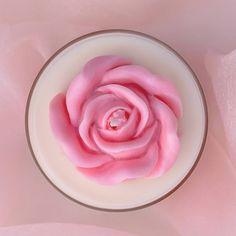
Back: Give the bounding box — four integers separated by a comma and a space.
25, 30, 207, 211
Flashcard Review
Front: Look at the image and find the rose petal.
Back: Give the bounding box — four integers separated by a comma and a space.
98, 108, 138, 141
126, 84, 155, 128
149, 96, 180, 176
97, 84, 150, 136
49, 93, 112, 167
66, 56, 131, 126
101, 64, 182, 118
78, 143, 158, 185
79, 93, 131, 150
92, 122, 158, 159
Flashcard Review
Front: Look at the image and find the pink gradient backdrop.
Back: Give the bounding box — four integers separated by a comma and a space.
0, 0, 236, 235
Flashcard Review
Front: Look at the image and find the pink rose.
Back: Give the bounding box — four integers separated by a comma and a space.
49, 56, 182, 185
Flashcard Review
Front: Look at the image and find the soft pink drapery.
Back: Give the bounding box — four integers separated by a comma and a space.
0, 1, 235, 235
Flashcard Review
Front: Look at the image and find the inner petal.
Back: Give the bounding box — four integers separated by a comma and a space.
92, 122, 158, 159
79, 93, 130, 151
101, 105, 131, 129
107, 109, 129, 130
97, 84, 150, 136
99, 108, 139, 142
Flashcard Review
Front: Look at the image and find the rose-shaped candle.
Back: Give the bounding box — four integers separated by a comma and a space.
49, 55, 182, 185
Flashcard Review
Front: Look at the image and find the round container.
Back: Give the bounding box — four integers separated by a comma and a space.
25, 30, 208, 211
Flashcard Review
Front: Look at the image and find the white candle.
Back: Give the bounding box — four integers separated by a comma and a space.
26, 30, 207, 211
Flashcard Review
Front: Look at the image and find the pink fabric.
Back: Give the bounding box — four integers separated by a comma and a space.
0, 224, 135, 236
0, 0, 236, 235
49, 56, 182, 184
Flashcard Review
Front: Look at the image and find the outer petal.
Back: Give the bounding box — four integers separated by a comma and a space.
149, 96, 180, 176
101, 64, 183, 118
78, 143, 159, 185
49, 93, 112, 168
66, 56, 131, 126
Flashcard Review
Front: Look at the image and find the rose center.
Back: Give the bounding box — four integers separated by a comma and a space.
107, 109, 129, 130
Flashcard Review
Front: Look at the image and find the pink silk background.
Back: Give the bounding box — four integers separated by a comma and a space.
0, 0, 236, 235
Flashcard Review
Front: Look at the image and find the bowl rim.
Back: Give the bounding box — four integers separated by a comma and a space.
25, 29, 208, 212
